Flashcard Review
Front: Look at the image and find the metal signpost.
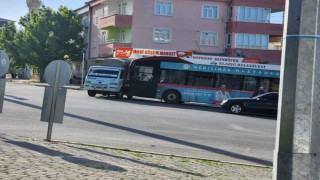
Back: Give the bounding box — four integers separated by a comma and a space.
0, 50, 10, 114
40, 60, 71, 141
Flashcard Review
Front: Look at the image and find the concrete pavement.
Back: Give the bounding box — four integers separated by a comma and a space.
0, 134, 272, 180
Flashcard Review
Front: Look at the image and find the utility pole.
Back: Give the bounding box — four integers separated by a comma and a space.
273, 0, 320, 179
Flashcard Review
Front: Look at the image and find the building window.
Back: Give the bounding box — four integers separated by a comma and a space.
101, 32, 107, 44
200, 32, 218, 46
153, 28, 172, 43
84, 27, 89, 33
103, 5, 109, 17
91, 41, 97, 48
202, 5, 218, 19
155, 1, 173, 16
119, 3, 127, 14
226, 34, 232, 48
235, 33, 268, 49
94, 17, 98, 24
227, 7, 232, 21
238, 7, 270, 23
118, 29, 126, 42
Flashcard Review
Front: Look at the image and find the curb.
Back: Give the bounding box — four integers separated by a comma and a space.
51, 139, 273, 169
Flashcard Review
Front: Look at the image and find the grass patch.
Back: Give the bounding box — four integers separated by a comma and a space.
130, 152, 153, 158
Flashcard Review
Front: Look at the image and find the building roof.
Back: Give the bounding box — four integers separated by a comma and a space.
74, 0, 96, 11
0, 18, 13, 22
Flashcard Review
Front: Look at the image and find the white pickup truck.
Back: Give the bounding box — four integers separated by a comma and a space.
84, 66, 126, 98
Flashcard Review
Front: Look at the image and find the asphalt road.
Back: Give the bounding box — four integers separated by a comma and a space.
1, 82, 277, 166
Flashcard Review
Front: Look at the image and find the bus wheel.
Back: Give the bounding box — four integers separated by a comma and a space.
116, 91, 123, 99
229, 103, 244, 114
88, 90, 96, 97
126, 92, 133, 99
163, 90, 181, 104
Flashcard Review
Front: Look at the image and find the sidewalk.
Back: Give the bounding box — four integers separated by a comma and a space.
7, 78, 81, 90
0, 134, 272, 180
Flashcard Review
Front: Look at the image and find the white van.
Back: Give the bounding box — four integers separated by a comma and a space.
84, 66, 126, 98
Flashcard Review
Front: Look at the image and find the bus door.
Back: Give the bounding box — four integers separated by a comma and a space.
129, 65, 158, 98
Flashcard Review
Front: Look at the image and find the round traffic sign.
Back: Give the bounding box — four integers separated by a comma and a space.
0, 50, 10, 76
44, 60, 72, 88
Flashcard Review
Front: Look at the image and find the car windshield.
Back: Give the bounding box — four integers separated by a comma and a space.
88, 69, 119, 78
254, 93, 278, 100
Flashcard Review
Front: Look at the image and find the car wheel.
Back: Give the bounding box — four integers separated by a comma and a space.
229, 103, 244, 114
88, 90, 96, 97
116, 91, 123, 99
163, 90, 181, 104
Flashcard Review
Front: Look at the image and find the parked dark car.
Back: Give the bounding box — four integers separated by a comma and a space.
220, 92, 279, 115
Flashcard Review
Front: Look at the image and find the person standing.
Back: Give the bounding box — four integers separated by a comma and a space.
215, 85, 230, 104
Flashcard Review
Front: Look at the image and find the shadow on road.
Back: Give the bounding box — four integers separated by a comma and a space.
99, 95, 277, 120
68, 145, 205, 177
0, 137, 126, 172
4, 97, 273, 166
4, 94, 29, 101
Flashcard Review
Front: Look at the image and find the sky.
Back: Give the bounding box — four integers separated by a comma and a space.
0, 0, 284, 25
0, 0, 88, 23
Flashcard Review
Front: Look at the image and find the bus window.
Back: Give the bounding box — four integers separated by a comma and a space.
259, 78, 270, 92
120, 69, 126, 79
160, 69, 186, 85
133, 66, 154, 82
269, 78, 279, 92
186, 71, 214, 87
214, 74, 242, 90
242, 77, 257, 91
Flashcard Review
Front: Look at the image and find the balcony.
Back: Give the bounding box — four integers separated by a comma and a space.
99, 12, 133, 29
226, 48, 282, 65
227, 22, 283, 35
98, 39, 131, 57
230, 0, 285, 9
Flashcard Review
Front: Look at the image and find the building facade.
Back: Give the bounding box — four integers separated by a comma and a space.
225, 0, 285, 64
78, 0, 285, 65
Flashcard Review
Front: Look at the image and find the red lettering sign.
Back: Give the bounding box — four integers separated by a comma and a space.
242, 58, 260, 64
115, 47, 133, 58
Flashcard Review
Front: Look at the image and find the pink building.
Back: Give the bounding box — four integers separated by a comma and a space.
86, 0, 229, 59
78, 0, 284, 65
225, 0, 285, 64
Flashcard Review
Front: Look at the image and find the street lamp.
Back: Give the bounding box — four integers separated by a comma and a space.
81, 50, 85, 88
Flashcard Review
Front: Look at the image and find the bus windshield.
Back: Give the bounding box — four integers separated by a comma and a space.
88, 69, 119, 78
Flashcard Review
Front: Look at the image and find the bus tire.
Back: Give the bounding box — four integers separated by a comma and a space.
116, 91, 123, 99
229, 103, 244, 114
163, 90, 181, 104
127, 94, 133, 99
88, 90, 96, 97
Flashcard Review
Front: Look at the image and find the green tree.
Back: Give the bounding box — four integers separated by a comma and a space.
0, 22, 24, 73
20, 6, 84, 73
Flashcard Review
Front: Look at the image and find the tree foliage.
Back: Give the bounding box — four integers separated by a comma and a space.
0, 6, 84, 72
